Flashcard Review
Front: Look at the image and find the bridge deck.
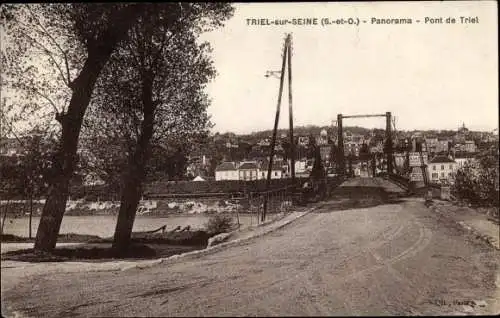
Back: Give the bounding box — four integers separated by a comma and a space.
339, 177, 407, 194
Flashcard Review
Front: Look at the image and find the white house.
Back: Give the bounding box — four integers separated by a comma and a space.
425, 137, 438, 153
316, 129, 329, 146
427, 155, 457, 184
257, 138, 271, 147
215, 162, 239, 181
454, 154, 479, 170
238, 161, 259, 181
409, 152, 429, 167
259, 161, 283, 179
436, 139, 450, 153
297, 136, 309, 146
294, 159, 307, 174
354, 166, 361, 177
464, 140, 477, 153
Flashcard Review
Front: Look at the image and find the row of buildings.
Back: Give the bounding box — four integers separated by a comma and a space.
213, 151, 481, 184
214, 158, 319, 181
401, 153, 480, 185
2, 123, 496, 185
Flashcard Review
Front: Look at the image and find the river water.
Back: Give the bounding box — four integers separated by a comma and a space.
1, 214, 260, 238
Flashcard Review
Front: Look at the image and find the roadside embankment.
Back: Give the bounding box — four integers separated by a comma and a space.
428, 199, 499, 250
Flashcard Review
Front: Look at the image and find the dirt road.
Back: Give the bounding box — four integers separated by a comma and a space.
1, 181, 499, 316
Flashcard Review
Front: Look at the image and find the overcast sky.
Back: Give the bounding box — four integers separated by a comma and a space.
200, 1, 498, 135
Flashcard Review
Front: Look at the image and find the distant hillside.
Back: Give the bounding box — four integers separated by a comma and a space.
240, 125, 373, 139
211, 126, 495, 142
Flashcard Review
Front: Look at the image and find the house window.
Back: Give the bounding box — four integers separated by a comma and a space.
432, 173, 438, 179
433, 166, 436, 171
274, 171, 278, 177
441, 165, 444, 170
449, 164, 452, 170
440, 172, 445, 178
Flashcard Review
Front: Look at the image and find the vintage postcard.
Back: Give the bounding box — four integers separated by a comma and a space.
1, 2, 498, 317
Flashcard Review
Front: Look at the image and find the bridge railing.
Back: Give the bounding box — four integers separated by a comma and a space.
239, 175, 347, 224
227, 183, 298, 226
387, 173, 410, 190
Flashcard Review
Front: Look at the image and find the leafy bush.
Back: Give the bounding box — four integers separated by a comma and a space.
453, 166, 481, 205
205, 214, 235, 236
452, 160, 499, 208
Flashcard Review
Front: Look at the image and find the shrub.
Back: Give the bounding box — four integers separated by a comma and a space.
452, 161, 499, 208
205, 214, 235, 236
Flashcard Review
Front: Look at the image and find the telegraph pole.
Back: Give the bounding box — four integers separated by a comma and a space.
262, 35, 289, 222
287, 34, 296, 186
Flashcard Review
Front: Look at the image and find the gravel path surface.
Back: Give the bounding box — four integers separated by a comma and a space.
1, 179, 498, 317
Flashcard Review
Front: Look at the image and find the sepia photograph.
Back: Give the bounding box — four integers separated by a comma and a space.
1, 1, 498, 317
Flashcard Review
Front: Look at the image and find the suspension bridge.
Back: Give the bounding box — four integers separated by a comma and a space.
259, 33, 429, 220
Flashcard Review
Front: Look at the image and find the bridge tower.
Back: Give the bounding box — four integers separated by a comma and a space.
335, 112, 394, 177
385, 111, 393, 174
337, 113, 345, 175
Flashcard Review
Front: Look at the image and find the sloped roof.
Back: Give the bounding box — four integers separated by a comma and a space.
429, 155, 456, 164
454, 152, 478, 159
239, 162, 258, 170
260, 161, 282, 171
193, 175, 205, 181
215, 162, 237, 171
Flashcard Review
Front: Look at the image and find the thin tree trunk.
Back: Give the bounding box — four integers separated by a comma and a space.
1, 201, 8, 235
29, 190, 33, 239
33, 6, 144, 253
112, 76, 155, 254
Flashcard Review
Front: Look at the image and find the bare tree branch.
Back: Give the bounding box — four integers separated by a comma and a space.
25, 5, 68, 61
14, 25, 69, 89
25, 4, 73, 86
30, 87, 61, 114
1, 117, 26, 147
64, 50, 71, 87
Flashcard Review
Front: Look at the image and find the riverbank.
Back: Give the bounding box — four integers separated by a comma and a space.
0, 213, 268, 239
1, 229, 212, 262
0, 198, 254, 217
1, 233, 101, 243
1, 205, 313, 266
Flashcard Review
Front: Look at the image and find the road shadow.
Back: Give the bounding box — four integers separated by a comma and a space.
313, 185, 408, 213
1, 230, 214, 263
1, 243, 205, 263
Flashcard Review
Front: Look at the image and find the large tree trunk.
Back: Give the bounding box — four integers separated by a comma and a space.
112, 75, 155, 254
34, 56, 106, 252
34, 6, 144, 252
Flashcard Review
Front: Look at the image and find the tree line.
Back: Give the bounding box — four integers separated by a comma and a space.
1, 4, 234, 254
